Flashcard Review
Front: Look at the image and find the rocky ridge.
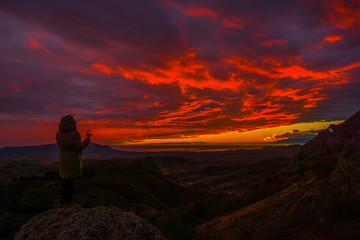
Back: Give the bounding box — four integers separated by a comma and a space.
285, 110, 360, 237
14, 206, 166, 240
195, 111, 360, 239
293, 110, 360, 178
297, 110, 360, 160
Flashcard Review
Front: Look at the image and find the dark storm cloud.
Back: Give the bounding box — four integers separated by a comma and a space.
0, 0, 187, 69
274, 129, 318, 139
0, 7, 186, 123
273, 129, 320, 143
169, 0, 359, 73
0, 0, 179, 47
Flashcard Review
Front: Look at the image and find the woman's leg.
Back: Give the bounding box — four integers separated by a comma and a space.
60, 178, 74, 205
60, 179, 67, 205
65, 179, 74, 203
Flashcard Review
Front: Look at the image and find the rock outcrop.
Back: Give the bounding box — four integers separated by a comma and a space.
292, 110, 360, 178
286, 110, 360, 236
14, 206, 166, 240
297, 110, 360, 159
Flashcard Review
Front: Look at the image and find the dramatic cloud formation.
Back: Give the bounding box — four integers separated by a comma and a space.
0, 0, 359, 146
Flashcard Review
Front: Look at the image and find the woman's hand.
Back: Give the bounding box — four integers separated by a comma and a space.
86, 130, 92, 138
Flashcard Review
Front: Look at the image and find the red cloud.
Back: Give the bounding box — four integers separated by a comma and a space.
323, 0, 360, 30
323, 35, 343, 43
26, 38, 53, 55
318, 35, 343, 48
87, 47, 360, 139
176, 5, 219, 18
91, 63, 113, 74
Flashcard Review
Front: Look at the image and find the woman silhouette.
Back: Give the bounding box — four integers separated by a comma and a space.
56, 115, 90, 207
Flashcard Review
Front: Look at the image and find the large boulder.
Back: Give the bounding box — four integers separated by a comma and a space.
14, 206, 166, 240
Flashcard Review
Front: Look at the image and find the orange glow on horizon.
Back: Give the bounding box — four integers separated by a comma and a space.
119, 119, 345, 145
0, 117, 345, 148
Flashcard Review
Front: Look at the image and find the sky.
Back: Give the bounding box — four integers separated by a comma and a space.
0, 0, 359, 147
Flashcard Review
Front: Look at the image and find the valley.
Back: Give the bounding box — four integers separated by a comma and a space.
1, 111, 359, 240
0, 145, 300, 240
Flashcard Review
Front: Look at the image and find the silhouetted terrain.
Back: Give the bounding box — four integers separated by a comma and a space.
0, 143, 125, 162
195, 111, 360, 240
1, 111, 359, 240
0, 144, 299, 240
0, 157, 208, 239
0, 143, 300, 182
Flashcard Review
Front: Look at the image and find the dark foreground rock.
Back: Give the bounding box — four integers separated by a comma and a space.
14, 206, 167, 240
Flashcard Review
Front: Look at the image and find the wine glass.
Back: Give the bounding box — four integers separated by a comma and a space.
86, 129, 92, 137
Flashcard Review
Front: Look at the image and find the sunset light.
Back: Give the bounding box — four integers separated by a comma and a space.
0, 0, 359, 147
2, 2, 360, 239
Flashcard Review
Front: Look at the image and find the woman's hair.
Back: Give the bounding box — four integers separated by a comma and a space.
59, 115, 77, 132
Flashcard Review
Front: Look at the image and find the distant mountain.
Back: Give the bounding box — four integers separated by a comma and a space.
82, 143, 125, 159
195, 110, 360, 240
0, 143, 125, 161
0, 144, 59, 161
